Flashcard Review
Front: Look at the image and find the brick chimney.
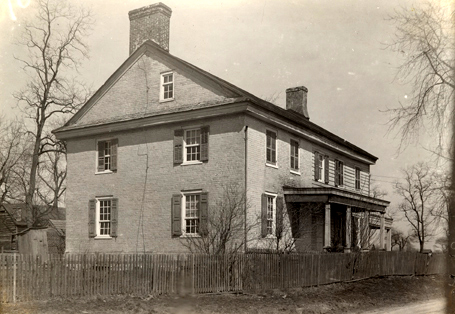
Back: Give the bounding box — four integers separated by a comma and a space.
128, 3, 172, 54
286, 86, 309, 119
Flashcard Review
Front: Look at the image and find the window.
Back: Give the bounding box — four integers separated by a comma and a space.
314, 152, 329, 184
88, 198, 118, 238
335, 160, 344, 186
97, 139, 118, 172
266, 130, 277, 165
160, 72, 174, 101
266, 195, 275, 235
171, 192, 208, 236
355, 168, 361, 190
174, 127, 209, 164
290, 140, 299, 171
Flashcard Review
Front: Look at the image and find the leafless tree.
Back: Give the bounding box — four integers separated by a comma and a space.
394, 162, 437, 252
385, 1, 454, 160
13, 0, 93, 226
181, 183, 253, 255
429, 170, 450, 237
391, 228, 410, 251
370, 185, 388, 199
0, 118, 30, 206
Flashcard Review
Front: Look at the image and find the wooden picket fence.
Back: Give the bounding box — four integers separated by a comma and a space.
0, 251, 445, 303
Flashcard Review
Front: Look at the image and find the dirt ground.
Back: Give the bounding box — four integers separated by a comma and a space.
0, 275, 447, 314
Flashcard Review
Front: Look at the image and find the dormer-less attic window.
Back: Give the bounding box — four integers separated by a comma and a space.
160, 72, 174, 101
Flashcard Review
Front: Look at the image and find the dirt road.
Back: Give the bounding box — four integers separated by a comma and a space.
361, 298, 446, 314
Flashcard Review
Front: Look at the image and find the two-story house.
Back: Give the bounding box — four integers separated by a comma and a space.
53, 2, 391, 254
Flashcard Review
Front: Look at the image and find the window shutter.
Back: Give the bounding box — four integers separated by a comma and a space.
324, 156, 329, 184
174, 130, 183, 164
110, 198, 118, 237
314, 152, 319, 181
97, 141, 105, 172
199, 192, 208, 236
111, 139, 118, 171
335, 160, 339, 186
261, 193, 268, 238
200, 126, 209, 162
275, 196, 284, 238
88, 199, 96, 238
172, 194, 182, 236
340, 163, 343, 186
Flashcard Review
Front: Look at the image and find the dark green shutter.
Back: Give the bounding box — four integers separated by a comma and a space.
314, 152, 319, 181
111, 198, 118, 237
199, 192, 208, 236
200, 126, 209, 162
88, 199, 96, 237
172, 194, 182, 236
111, 139, 118, 171
275, 196, 284, 238
324, 156, 329, 184
261, 193, 268, 238
174, 130, 183, 164
97, 141, 105, 172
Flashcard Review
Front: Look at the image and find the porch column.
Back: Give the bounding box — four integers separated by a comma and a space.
345, 206, 351, 253
361, 210, 370, 250
324, 203, 331, 249
387, 228, 392, 251
380, 212, 385, 250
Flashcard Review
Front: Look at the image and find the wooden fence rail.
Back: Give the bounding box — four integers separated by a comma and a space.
0, 252, 445, 303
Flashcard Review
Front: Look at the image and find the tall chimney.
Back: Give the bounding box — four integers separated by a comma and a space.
286, 86, 309, 119
128, 3, 172, 54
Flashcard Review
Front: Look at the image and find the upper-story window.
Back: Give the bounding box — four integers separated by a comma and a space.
290, 139, 299, 172
314, 152, 329, 184
335, 160, 344, 187
160, 72, 174, 101
97, 139, 118, 173
174, 127, 209, 165
355, 167, 361, 190
266, 130, 277, 166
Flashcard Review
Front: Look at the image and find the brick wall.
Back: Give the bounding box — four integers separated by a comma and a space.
65, 114, 245, 253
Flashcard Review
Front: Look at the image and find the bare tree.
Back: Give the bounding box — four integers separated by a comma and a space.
391, 228, 410, 251
394, 162, 437, 252
430, 170, 450, 237
13, 0, 93, 226
0, 118, 30, 206
370, 185, 388, 199
385, 2, 454, 159
181, 183, 253, 255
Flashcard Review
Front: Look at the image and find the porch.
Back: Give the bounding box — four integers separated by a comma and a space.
283, 187, 391, 253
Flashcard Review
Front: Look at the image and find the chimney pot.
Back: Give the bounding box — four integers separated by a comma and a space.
286, 86, 309, 119
128, 2, 172, 54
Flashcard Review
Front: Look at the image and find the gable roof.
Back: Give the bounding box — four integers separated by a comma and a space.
54, 40, 378, 162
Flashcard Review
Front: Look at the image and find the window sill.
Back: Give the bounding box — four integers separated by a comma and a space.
180, 234, 201, 238
94, 236, 112, 240
159, 98, 174, 103
95, 170, 114, 175
290, 170, 300, 176
265, 163, 278, 169
181, 161, 203, 166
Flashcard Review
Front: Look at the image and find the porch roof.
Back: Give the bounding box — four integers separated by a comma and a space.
283, 187, 390, 213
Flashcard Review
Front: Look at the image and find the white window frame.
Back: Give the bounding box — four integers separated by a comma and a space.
290, 139, 300, 174
183, 128, 202, 164
96, 197, 112, 239
265, 129, 277, 167
265, 192, 277, 237
160, 71, 174, 102
181, 190, 202, 236
96, 138, 115, 174
317, 153, 325, 182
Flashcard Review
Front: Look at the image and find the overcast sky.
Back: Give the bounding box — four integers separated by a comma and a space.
0, 0, 439, 232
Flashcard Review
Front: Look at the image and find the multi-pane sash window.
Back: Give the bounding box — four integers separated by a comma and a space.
317, 153, 324, 181
98, 199, 111, 236
290, 140, 299, 171
266, 196, 274, 235
161, 72, 174, 100
266, 130, 277, 165
335, 160, 344, 186
97, 139, 118, 172
185, 129, 201, 161
355, 168, 361, 190
103, 141, 111, 170
185, 194, 200, 234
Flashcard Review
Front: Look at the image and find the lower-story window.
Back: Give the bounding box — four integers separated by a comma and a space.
184, 193, 200, 234
171, 192, 208, 237
88, 197, 118, 238
266, 195, 275, 235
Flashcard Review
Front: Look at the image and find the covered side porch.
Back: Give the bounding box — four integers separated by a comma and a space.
283, 187, 391, 253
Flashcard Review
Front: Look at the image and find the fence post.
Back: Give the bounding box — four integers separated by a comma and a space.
13, 253, 16, 303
